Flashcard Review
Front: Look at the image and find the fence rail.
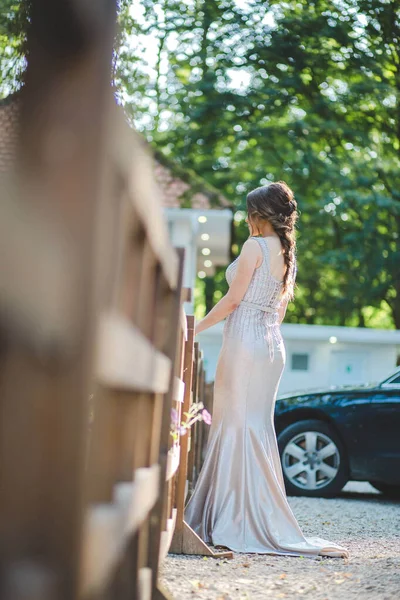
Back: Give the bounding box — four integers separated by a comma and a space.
0, 2, 232, 598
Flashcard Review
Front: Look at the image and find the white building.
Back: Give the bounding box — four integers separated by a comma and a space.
153, 152, 232, 313
165, 208, 232, 313
198, 322, 400, 394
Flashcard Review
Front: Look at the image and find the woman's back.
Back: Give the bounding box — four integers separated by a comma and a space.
226, 236, 284, 311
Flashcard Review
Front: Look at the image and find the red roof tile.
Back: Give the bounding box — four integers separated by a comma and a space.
0, 96, 19, 173
0, 95, 230, 210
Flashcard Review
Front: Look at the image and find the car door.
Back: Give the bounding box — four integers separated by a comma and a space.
359, 373, 400, 483
332, 391, 377, 478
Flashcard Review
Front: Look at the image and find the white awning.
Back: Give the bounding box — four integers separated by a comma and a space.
165, 208, 232, 276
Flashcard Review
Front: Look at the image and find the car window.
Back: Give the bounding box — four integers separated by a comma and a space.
380, 371, 400, 386
383, 373, 400, 386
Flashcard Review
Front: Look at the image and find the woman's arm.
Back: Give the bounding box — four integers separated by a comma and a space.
195, 239, 261, 335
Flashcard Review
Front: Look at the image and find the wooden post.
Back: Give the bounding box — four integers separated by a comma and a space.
170, 318, 233, 560
0, 1, 117, 598
169, 316, 195, 552
147, 249, 186, 594
187, 342, 200, 488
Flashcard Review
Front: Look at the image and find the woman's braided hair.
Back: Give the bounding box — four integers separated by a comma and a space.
246, 181, 298, 299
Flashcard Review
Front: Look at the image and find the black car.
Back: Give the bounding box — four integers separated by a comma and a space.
274, 368, 400, 498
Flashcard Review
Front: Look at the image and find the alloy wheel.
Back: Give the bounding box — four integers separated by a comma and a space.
282, 431, 340, 490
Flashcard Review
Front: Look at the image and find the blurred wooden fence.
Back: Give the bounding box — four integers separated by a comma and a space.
170, 344, 230, 559
0, 1, 231, 599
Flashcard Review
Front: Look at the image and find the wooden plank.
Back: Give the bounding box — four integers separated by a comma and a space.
172, 376, 185, 404
155, 584, 175, 600
147, 249, 185, 590
112, 481, 132, 535
3, 561, 59, 600
113, 464, 160, 536
128, 465, 161, 534
187, 342, 200, 486
181, 521, 233, 560
184, 480, 189, 501
138, 567, 152, 600
180, 304, 188, 341
80, 503, 121, 596
97, 312, 171, 393
81, 465, 161, 596
165, 445, 180, 482
135, 237, 158, 338
113, 201, 144, 322
110, 108, 179, 291
0, 1, 117, 595
170, 316, 195, 554
0, 188, 78, 349
198, 368, 211, 472
158, 509, 177, 564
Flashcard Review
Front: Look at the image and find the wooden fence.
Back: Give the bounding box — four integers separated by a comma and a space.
170, 341, 231, 559
187, 349, 214, 492
0, 2, 232, 599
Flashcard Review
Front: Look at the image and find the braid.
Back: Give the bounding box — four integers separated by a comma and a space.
246, 182, 298, 299
270, 218, 296, 298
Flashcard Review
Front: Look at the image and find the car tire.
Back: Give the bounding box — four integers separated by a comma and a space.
277, 419, 349, 498
369, 481, 400, 499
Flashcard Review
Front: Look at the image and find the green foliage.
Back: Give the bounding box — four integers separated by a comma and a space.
117, 0, 400, 329
0, 0, 29, 96
1, 0, 399, 328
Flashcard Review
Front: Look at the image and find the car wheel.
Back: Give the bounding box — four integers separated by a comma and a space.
277, 419, 348, 498
369, 481, 400, 499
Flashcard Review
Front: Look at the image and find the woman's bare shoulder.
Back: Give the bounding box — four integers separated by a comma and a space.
241, 237, 263, 257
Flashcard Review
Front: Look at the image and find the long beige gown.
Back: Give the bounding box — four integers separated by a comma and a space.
185, 236, 348, 557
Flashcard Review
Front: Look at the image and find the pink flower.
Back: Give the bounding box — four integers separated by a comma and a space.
201, 409, 212, 425
171, 408, 179, 425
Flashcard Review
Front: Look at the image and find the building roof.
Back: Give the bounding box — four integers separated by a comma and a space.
0, 94, 230, 210
282, 323, 400, 345
153, 149, 230, 210
198, 321, 400, 346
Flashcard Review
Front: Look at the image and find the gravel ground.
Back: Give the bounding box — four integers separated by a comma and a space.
161, 483, 400, 600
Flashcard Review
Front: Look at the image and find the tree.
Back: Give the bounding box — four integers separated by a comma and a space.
117, 0, 399, 328
0, 0, 29, 96
1, 0, 399, 327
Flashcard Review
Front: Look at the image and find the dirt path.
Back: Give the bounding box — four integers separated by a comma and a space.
161, 483, 400, 599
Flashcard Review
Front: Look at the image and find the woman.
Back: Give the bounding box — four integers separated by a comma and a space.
185, 182, 348, 558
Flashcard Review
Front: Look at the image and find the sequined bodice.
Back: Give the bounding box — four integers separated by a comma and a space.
226, 237, 284, 310
224, 237, 288, 357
